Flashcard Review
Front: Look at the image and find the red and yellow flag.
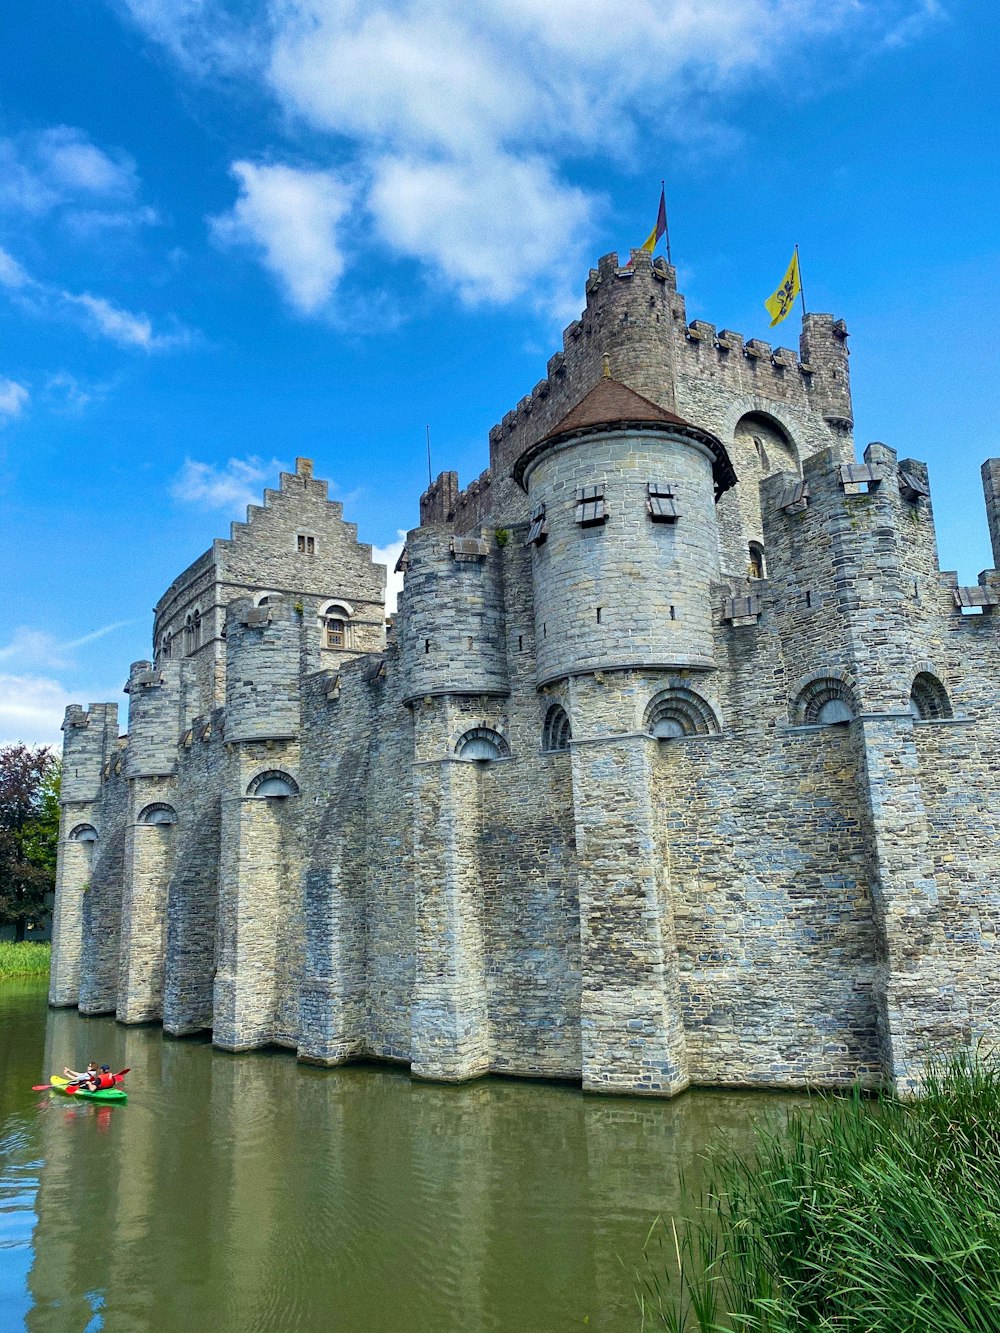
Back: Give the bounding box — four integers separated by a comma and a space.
641, 187, 668, 254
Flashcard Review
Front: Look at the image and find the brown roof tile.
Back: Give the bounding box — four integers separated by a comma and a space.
512, 375, 737, 497
539, 377, 693, 443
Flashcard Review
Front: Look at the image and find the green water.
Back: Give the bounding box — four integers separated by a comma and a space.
0, 981, 794, 1332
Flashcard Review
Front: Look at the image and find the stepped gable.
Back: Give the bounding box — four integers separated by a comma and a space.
512, 375, 738, 497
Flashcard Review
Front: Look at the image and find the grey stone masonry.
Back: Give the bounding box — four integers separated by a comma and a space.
49, 254, 1000, 1099
50, 702, 119, 1007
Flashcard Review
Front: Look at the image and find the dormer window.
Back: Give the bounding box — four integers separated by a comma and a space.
526, 502, 548, 546
647, 481, 679, 523
319, 601, 353, 651
576, 484, 606, 527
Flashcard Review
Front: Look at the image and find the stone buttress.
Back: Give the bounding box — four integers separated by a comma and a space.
50, 703, 120, 1007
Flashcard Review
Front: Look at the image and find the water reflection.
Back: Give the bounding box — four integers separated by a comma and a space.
0, 986, 803, 1333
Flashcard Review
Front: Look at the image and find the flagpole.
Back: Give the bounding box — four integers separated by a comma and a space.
426, 425, 432, 486
795, 244, 808, 318
662, 179, 672, 267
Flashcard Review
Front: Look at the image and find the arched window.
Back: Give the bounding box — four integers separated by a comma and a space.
794, 676, 857, 726
192, 609, 202, 649
542, 704, 572, 752
68, 823, 98, 842
254, 592, 279, 608
319, 602, 353, 651
247, 769, 300, 798
455, 727, 510, 761
185, 613, 193, 652
734, 412, 800, 478
910, 672, 952, 720
138, 803, 177, 826
645, 688, 720, 739
748, 542, 766, 580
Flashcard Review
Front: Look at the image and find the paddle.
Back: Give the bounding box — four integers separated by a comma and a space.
31, 1067, 131, 1093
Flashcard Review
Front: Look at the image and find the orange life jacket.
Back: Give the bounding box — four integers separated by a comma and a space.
95, 1071, 116, 1090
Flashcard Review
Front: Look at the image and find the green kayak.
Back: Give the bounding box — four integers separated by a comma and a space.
50, 1074, 127, 1104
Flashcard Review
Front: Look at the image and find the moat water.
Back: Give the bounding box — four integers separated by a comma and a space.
0, 980, 798, 1332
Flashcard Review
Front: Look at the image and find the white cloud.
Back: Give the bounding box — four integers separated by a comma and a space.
0, 378, 29, 423
115, 0, 265, 77
0, 248, 33, 289
0, 126, 150, 230
210, 161, 352, 313
0, 673, 123, 749
61, 290, 190, 350
0, 674, 76, 748
0, 246, 193, 351
0, 621, 133, 746
369, 151, 593, 306
120, 1, 942, 309
43, 372, 102, 414
882, 0, 947, 48
0, 621, 137, 672
171, 454, 288, 511
370, 529, 408, 614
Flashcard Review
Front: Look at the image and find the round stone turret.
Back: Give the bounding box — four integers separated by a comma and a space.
514, 377, 735, 686
59, 703, 120, 802
124, 660, 181, 777
398, 525, 508, 703
224, 596, 301, 743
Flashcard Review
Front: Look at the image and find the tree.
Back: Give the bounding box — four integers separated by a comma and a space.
0, 745, 60, 942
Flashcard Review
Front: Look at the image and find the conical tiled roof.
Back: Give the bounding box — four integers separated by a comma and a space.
512, 375, 737, 497
539, 377, 693, 443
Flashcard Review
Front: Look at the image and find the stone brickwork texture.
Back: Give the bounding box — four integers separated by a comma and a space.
49, 256, 1000, 1097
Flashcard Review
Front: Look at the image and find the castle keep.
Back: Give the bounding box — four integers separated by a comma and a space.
49, 250, 1000, 1097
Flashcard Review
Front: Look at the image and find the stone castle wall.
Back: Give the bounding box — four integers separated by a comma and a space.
48, 256, 1000, 1098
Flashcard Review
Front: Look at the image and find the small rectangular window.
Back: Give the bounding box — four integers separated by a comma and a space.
526, 502, 548, 546
575, 484, 606, 527
647, 481, 679, 522
297, 534, 316, 555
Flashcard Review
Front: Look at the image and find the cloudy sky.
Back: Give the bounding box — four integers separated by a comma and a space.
1, 0, 998, 746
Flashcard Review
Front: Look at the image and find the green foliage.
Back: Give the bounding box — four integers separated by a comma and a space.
639, 1052, 1000, 1332
0, 746, 60, 941
494, 528, 511, 548
0, 940, 51, 979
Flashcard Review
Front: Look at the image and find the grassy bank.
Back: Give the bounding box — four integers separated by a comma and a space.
0, 941, 51, 980
641, 1054, 1000, 1332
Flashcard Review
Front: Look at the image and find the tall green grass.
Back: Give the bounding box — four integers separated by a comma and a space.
640, 1054, 1000, 1332
0, 940, 51, 979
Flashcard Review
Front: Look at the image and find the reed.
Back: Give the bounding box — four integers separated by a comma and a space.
640, 1053, 1000, 1332
0, 940, 51, 979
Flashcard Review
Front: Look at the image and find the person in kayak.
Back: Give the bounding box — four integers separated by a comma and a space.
63, 1063, 97, 1088
92, 1066, 116, 1091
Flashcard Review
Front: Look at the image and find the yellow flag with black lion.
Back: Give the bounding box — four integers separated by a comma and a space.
765, 249, 802, 327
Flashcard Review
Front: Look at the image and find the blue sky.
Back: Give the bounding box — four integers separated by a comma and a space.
1, 0, 998, 746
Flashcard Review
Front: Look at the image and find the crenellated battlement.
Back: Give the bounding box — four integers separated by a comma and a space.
60, 703, 120, 804
424, 250, 853, 534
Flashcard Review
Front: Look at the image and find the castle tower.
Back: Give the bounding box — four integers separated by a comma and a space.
516, 376, 735, 687
117, 660, 182, 1024
49, 703, 119, 1007
398, 526, 508, 699
211, 595, 304, 1052
395, 527, 510, 1082
514, 376, 737, 1095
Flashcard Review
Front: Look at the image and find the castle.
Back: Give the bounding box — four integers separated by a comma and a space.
49, 250, 1000, 1097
